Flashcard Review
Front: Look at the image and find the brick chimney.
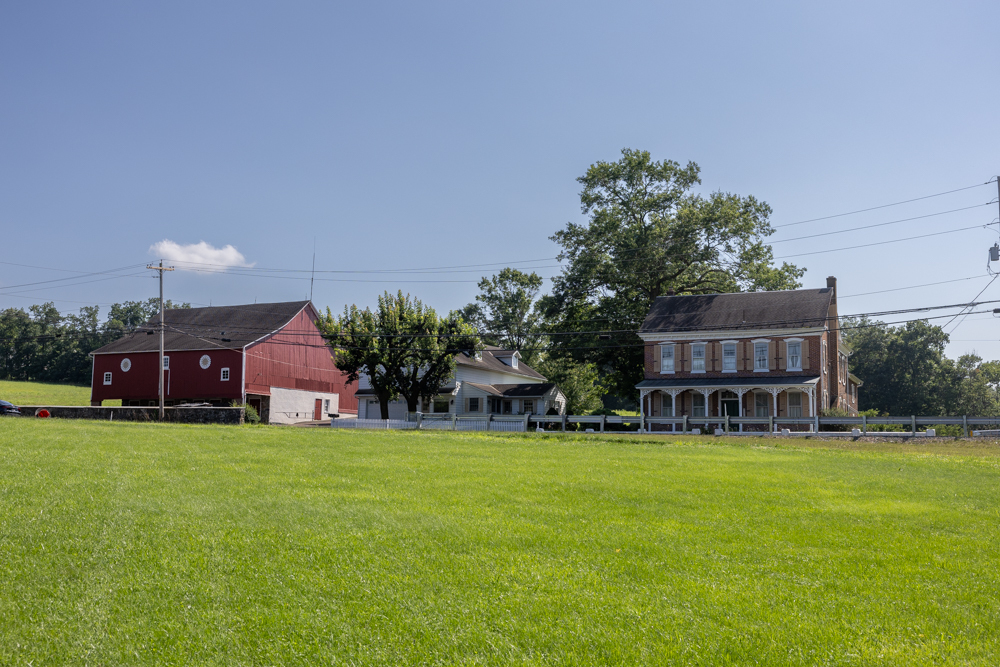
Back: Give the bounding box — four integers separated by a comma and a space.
826, 276, 840, 409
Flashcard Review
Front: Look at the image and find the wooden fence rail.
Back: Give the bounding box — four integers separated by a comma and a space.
330, 412, 1000, 437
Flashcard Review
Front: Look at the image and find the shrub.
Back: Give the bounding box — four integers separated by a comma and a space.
230, 401, 260, 425
859, 409, 903, 432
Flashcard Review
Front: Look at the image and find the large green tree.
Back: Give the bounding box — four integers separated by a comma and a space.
0, 299, 190, 384
456, 268, 544, 363
319, 291, 478, 418
543, 148, 804, 400
842, 317, 966, 415
534, 356, 606, 415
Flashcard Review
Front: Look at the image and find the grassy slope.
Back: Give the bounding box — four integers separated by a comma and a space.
0, 379, 120, 406
1, 423, 998, 666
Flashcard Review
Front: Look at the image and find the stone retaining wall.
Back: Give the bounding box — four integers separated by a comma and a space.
17, 406, 244, 425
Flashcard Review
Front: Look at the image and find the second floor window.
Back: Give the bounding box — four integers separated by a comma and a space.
661, 345, 674, 373
691, 344, 706, 372
787, 342, 802, 370
722, 343, 737, 371
754, 342, 769, 371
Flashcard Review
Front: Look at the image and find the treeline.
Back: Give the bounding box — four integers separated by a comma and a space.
0, 299, 189, 384
844, 317, 1000, 416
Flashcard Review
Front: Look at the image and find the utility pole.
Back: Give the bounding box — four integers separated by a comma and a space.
147, 260, 175, 420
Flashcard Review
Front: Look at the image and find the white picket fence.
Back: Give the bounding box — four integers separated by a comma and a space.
330, 415, 525, 432
330, 418, 417, 430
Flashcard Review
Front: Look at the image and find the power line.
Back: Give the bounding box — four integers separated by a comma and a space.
773, 179, 996, 228
839, 275, 988, 299
769, 203, 995, 244
150, 298, 1000, 339
0, 264, 148, 291
943, 274, 1000, 334
775, 224, 990, 260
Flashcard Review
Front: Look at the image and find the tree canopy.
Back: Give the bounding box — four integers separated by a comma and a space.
842, 316, 1000, 416
542, 148, 804, 400
319, 291, 478, 418
0, 299, 190, 384
456, 268, 544, 364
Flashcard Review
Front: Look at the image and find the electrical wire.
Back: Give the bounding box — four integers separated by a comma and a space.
773, 179, 996, 228
838, 275, 989, 299
769, 202, 995, 244
774, 224, 991, 260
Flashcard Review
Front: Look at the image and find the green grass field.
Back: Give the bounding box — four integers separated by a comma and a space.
1, 421, 998, 665
0, 379, 121, 406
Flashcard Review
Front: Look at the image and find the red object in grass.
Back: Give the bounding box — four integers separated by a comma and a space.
36, 409, 50, 418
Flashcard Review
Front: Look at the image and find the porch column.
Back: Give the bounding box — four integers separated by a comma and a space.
807, 386, 816, 417
664, 388, 684, 432
765, 387, 783, 425
733, 387, 751, 416
699, 389, 714, 430
639, 389, 651, 419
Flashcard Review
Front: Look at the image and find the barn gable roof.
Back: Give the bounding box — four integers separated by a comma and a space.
640, 288, 833, 334
91, 301, 314, 354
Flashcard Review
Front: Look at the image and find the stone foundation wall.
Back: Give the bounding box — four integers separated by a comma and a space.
17, 406, 244, 425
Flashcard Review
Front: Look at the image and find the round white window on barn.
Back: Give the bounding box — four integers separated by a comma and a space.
120, 358, 131, 372
199, 354, 212, 369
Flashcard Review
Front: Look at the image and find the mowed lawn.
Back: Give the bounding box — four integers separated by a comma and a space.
0, 379, 121, 406
1, 423, 999, 665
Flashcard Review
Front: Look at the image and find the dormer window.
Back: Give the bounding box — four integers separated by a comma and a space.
512, 355, 518, 369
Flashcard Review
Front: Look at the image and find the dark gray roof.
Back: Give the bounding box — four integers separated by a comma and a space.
464, 381, 555, 397
491, 383, 557, 397
91, 301, 313, 354
455, 346, 546, 380
636, 376, 820, 389
640, 289, 833, 334
463, 382, 503, 396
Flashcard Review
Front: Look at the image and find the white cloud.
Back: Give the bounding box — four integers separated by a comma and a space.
148, 240, 254, 273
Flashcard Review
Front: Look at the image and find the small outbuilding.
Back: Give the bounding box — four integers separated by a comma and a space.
90, 300, 357, 423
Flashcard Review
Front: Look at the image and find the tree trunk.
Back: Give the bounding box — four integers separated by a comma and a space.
376, 390, 392, 420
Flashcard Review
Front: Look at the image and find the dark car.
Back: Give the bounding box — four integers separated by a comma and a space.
0, 400, 21, 416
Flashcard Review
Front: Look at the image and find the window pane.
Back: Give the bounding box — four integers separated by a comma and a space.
787, 342, 801, 369
692, 345, 705, 371
788, 391, 801, 418
723, 344, 736, 371
660, 393, 673, 416
692, 393, 705, 417
755, 343, 769, 370
755, 393, 768, 417
661, 346, 674, 372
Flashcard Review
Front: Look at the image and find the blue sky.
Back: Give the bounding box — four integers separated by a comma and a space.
2, 1, 999, 358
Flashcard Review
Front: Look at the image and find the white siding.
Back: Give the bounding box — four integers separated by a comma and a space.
268, 386, 339, 425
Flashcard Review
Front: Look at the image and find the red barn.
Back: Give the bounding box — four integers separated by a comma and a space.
90, 301, 357, 423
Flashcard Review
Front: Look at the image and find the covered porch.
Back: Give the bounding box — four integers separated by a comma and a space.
636, 377, 821, 431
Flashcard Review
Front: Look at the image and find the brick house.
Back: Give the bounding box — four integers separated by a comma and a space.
636, 277, 861, 424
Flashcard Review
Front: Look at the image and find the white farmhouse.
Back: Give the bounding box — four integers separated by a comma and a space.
355, 346, 567, 419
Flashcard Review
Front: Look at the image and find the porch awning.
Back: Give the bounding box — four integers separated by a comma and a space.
636, 376, 820, 391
